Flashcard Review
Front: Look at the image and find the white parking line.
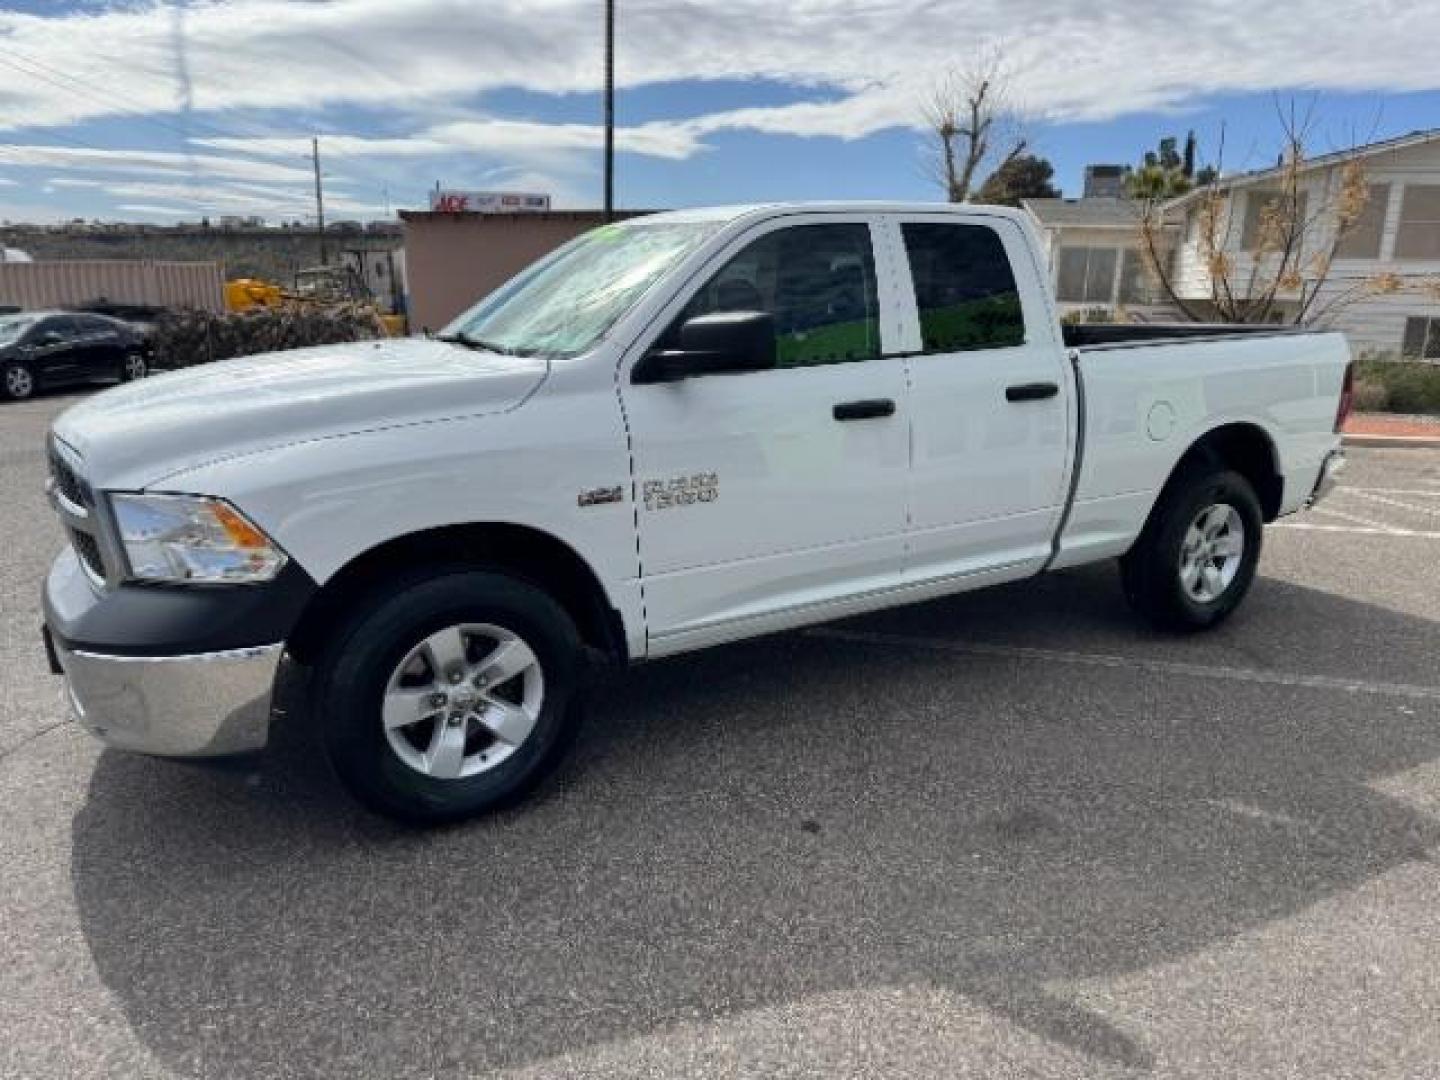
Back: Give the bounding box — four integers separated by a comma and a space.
1308, 504, 1406, 531
1271, 522, 1440, 539
1345, 487, 1440, 497
1346, 489, 1440, 517
806, 627, 1440, 702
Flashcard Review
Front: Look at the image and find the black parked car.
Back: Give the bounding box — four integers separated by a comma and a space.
0, 310, 150, 401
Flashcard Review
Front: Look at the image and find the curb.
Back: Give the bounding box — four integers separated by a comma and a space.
1343, 433, 1440, 449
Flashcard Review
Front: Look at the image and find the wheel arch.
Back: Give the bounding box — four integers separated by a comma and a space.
285, 522, 628, 667
1159, 421, 1284, 522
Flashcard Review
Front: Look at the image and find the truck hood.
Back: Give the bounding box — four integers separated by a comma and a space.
52, 338, 548, 489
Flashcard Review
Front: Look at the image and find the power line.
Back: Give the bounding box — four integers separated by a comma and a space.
0, 50, 406, 212
0, 52, 240, 147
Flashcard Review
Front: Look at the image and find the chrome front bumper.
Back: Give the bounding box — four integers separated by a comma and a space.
50, 634, 282, 757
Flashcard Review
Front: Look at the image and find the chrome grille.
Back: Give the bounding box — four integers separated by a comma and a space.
70, 529, 105, 579
46, 436, 110, 586
47, 441, 90, 509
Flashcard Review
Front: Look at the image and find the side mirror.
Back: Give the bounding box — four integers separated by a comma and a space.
36, 330, 64, 346
632, 311, 776, 384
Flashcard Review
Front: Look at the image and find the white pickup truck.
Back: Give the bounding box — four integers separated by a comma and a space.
42, 202, 1351, 822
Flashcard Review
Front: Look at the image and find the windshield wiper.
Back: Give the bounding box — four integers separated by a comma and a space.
436, 331, 531, 357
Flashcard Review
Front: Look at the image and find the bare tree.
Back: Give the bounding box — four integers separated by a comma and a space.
1137, 102, 1439, 325
922, 51, 1026, 204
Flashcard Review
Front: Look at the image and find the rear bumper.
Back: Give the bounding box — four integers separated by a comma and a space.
1307, 447, 1345, 507
50, 630, 281, 756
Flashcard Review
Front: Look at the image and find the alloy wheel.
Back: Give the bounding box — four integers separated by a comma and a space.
1179, 502, 1245, 603
381, 622, 545, 780
5, 365, 34, 399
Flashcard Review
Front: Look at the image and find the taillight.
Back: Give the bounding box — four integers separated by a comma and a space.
1334, 361, 1355, 433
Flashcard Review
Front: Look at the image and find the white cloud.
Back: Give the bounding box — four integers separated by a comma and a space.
1, 0, 1437, 147
115, 203, 204, 218
35, 172, 383, 217
194, 116, 703, 163
92, 178, 384, 217
0, 145, 314, 183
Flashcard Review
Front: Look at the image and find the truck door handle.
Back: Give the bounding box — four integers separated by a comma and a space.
833, 398, 896, 421
1005, 381, 1059, 402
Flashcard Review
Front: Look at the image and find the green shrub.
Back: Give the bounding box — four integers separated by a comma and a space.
1352, 378, 1389, 412
1354, 358, 1440, 415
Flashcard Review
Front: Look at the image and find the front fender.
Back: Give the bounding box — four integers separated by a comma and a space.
158, 401, 643, 654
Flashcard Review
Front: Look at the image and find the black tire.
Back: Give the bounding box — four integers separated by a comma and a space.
119, 352, 148, 382
1120, 465, 1263, 632
2, 361, 35, 401
313, 568, 585, 824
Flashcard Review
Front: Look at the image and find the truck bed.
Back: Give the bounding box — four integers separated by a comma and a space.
1062, 322, 1315, 349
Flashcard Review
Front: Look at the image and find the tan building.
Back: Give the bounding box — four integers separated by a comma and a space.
1022, 197, 1180, 320
1026, 130, 1440, 355
399, 209, 653, 332
1164, 128, 1440, 356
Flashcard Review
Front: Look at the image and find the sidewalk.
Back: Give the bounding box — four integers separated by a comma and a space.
1343, 412, 1440, 448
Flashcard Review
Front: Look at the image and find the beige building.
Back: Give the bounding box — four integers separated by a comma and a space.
1165, 129, 1440, 356
1026, 129, 1440, 356
1021, 197, 1178, 319
399, 209, 652, 332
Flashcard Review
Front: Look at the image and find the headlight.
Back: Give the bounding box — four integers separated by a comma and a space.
111, 493, 287, 584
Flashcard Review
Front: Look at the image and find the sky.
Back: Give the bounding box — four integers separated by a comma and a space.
1, 0, 1439, 224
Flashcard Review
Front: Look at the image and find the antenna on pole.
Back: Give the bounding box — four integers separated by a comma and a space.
603, 0, 615, 221
312, 136, 328, 265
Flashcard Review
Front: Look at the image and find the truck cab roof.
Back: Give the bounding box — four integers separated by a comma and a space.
643, 201, 1034, 227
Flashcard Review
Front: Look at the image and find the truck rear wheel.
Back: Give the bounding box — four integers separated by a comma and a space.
1120, 466, 1263, 632
313, 568, 585, 823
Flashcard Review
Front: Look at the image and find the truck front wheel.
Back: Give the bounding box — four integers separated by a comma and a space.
1120, 467, 1263, 632
314, 568, 585, 823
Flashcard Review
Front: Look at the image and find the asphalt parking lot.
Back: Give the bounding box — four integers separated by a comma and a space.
3, 391, 1439, 1079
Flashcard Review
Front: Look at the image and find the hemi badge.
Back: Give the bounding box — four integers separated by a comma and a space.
578, 485, 625, 507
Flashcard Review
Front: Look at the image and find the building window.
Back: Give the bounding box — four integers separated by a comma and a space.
1335, 183, 1390, 259
900, 222, 1025, 351
1056, 246, 1117, 304
1118, 249, 1153, 304
1394, 185, 1440, 260
1241, 188, 1308, 252
1402, 316, 1440, 360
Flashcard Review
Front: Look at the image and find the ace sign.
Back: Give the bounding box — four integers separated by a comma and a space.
429, 190, 551, 213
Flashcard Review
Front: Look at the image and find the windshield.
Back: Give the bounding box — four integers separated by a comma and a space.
0, 315, 36, 344
441, 219, 722, 357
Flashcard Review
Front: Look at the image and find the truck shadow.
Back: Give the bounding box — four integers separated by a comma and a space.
69, 565, 1440, 1076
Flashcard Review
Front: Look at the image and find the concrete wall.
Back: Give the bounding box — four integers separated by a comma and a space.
0, 259, 224, 313
401, 211, 651, 331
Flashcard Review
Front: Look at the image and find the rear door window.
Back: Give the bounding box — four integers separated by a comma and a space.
900, 222, 1025, 352
79, 315, 117, 338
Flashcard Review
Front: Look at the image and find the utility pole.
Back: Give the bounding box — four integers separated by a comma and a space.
603, 0, 614, 221
312, 136, 328, 265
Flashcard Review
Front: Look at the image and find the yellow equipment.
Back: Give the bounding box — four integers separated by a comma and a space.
224, 270, 407, 335
224, 278, 284, 312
